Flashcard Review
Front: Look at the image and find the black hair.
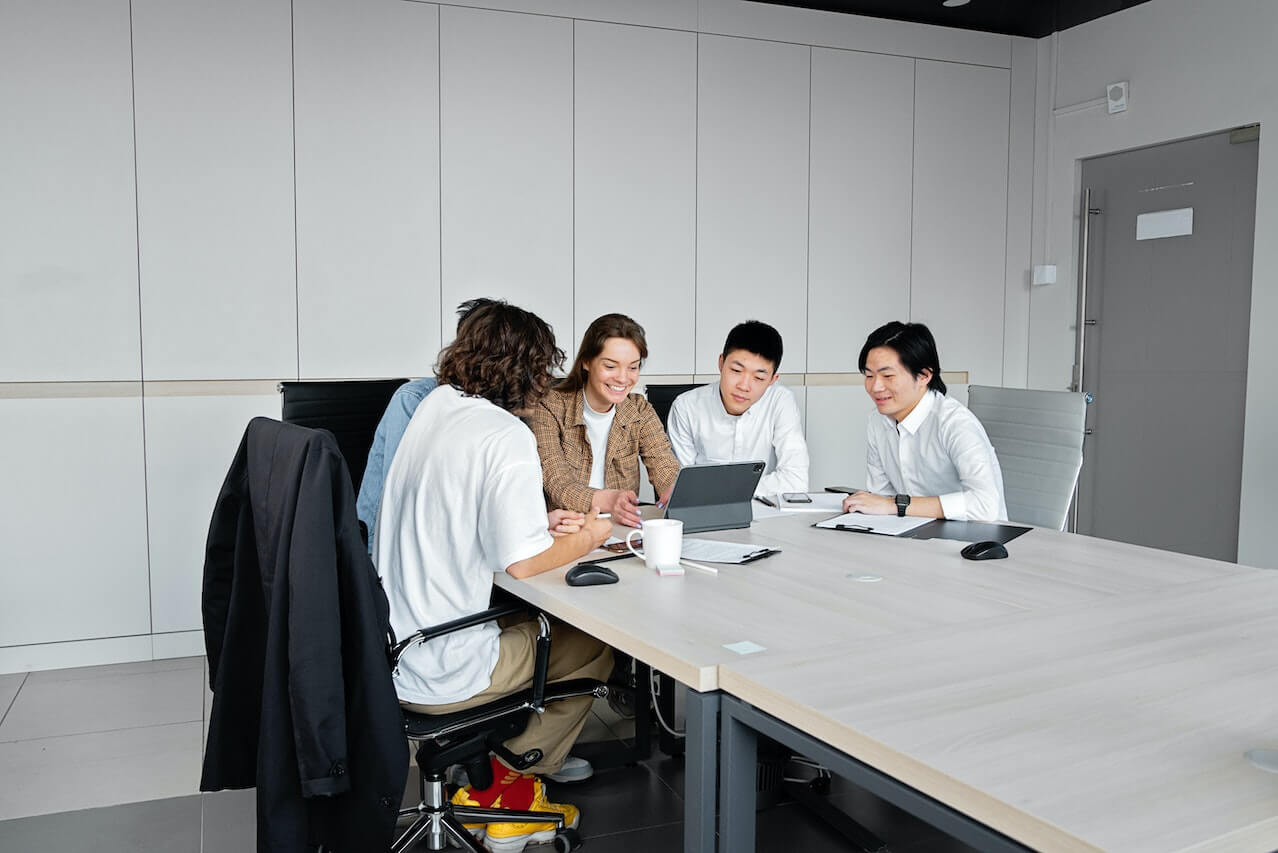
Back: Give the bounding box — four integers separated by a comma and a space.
857, 321, 947, 395
721, 321, 783, 373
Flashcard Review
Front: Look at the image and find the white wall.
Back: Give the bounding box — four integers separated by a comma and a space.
1027, 0, 1278, 567
0, 0, 1032, 671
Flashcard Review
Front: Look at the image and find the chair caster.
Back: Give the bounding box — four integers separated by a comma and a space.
552, 827, 582, 851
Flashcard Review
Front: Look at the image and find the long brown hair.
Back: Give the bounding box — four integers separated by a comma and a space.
556, 314, 649, 393
436, 301, 564, 412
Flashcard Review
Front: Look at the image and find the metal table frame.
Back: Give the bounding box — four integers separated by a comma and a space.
718, 695, 1032, 853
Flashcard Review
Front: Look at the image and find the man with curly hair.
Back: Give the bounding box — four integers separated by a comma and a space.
375, 300, 613, 850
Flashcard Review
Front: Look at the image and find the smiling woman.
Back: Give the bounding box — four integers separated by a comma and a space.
528, 314, 681, 528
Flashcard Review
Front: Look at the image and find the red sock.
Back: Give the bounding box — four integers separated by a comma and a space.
467, 756, 523, 807
495, 773, 538, 810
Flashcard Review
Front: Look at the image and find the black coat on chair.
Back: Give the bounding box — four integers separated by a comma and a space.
201, 417, 408, 853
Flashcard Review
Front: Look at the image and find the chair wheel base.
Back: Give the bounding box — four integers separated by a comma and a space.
552, 827, 582, 852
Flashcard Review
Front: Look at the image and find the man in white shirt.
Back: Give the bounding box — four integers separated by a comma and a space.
376, 301, 613, 848
842, 321, 1007, 522
667, 321, 809, 496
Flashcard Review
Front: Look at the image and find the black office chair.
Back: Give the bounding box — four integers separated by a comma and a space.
279, 378, 409, 493
391, 610, 605, 852
643, 383, 700, 430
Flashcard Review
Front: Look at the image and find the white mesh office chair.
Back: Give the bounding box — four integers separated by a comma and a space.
966, 385, 1088, 531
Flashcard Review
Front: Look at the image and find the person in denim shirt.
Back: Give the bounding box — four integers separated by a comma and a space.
357, 377, 438, 551
357, 298, 496, 554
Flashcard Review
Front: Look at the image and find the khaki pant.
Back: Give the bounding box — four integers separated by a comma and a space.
402, 618, 612, 776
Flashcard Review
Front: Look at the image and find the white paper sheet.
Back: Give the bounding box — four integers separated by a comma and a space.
680, 537, 778, 564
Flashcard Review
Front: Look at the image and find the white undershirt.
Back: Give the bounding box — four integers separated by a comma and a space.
581, 399, 616, 489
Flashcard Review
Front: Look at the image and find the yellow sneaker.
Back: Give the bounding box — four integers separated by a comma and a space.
481, 778, 580, 853
450, 785, 489, 842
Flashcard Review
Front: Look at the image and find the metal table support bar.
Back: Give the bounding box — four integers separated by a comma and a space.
684, 689, 721, 853
718, 695, 1031, 853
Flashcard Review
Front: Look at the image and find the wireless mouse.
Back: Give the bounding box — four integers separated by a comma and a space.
565, 563, 620, 586
961, 540, 1009, 561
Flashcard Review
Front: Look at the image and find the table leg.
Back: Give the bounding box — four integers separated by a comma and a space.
718, 699, 758, 852
684, 689, 720, 853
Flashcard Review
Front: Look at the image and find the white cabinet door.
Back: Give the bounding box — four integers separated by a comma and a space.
294, 0, 441, 380
574, 21, 697, 375
439, 7, 573, 349
0, 0, 140, 382
805, 384, 877, 492
143, 390, 280, 634
133, 0, 296, 381
808, 48, 914, 373
911, 60, 1010, 386
0, 395, 150, 647
696, 35, 810, 373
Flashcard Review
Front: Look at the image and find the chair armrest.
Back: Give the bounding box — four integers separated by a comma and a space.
389, 602, 526, 668
390, 606, 555, 713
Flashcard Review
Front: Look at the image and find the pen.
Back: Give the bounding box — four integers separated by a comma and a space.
834, 523, 873, 532
754, 495, 776, 508
680, 558, 719, 575
578, 552, 634, 566
740, 549, 778, 564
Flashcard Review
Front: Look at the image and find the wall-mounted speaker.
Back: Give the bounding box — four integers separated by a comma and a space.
1107, 81, 1128, 114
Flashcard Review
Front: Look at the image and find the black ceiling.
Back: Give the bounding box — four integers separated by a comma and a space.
753, 0, 1153, 38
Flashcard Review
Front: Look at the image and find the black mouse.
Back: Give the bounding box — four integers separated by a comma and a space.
961, 540, 1009, 561
565, 563, 620, 586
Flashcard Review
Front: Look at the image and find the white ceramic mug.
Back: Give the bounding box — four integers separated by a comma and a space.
626, 519, 683, 571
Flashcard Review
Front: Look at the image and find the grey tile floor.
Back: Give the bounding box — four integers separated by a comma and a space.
0, 657, 979, 852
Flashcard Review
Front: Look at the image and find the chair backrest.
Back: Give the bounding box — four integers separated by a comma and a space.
966, 385, 1088, 531
644, 383, 701, 429
279, 379, 408, 492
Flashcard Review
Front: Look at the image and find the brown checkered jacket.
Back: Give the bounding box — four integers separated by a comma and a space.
528, 387, 681, 512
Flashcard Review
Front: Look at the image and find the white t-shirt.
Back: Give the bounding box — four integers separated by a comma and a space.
581, 399, 616, 490
666, 382, 809, 495
865, 389, 1008, 522
375, 385, 553, 705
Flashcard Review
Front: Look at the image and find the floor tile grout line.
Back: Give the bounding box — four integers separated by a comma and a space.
0, 673, 30, 732
0, 716, 204, 747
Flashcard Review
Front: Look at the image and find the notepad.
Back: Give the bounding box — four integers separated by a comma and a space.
814, 513, 931, 536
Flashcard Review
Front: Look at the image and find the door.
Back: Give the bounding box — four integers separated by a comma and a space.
1075, 129, 1258, 561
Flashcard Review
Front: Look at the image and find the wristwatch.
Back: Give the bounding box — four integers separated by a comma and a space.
894, 494, 911, 517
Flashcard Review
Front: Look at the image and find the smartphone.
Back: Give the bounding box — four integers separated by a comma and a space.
601, 539, 637, 553
782, 492, 812, 503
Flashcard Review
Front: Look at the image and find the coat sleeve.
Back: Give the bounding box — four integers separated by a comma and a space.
202, 434, 249, 687
287, 448, 352, 798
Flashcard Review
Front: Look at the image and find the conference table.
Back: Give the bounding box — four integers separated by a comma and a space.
493, 509, 1278, 852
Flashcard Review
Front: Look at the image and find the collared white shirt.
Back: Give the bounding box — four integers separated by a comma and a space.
865, 389, 1007, 522
667, 382, 809, 496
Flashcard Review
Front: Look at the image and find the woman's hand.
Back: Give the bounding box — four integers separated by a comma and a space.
593, 488, 642, 527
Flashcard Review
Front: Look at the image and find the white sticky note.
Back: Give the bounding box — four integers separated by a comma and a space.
723, 640, 767, 656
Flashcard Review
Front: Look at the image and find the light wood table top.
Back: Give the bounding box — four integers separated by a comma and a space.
718, 569, 1278, 852
495, 512, 1248, 693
